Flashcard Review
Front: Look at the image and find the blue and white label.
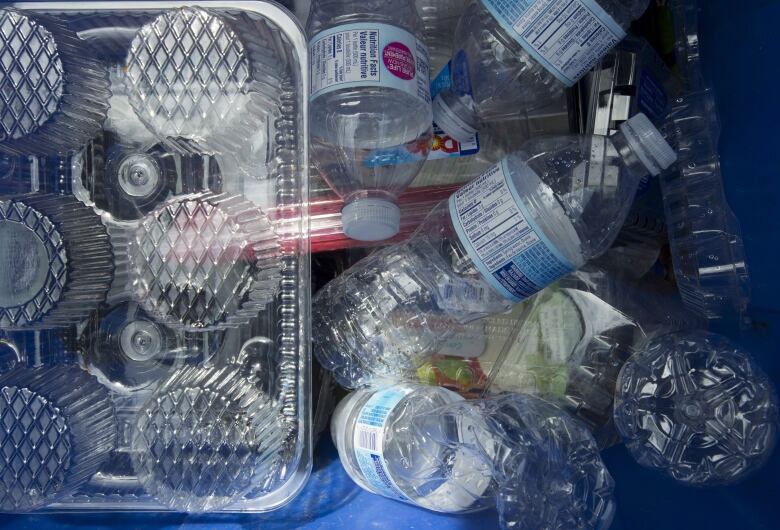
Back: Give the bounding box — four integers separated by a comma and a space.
449, 161, 575, 302
310, 23, 431, 104
480, 0, 626, 86
353, 386, 415, 501
430, 60, 480, 161
637, 70, 668, 125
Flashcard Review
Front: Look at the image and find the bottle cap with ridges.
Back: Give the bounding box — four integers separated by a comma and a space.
342, 198, 401, 242
620, 113, 677, 176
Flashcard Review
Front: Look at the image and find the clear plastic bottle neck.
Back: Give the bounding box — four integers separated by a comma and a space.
610, 129, 652, 183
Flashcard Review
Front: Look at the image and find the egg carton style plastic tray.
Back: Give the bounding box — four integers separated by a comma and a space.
0, 1, 310, 513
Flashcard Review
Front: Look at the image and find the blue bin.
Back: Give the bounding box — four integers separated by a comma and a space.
2, 0, 779, 528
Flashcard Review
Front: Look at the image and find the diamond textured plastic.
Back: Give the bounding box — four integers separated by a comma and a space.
131, 366, 283, 511
129, 192, 280, 330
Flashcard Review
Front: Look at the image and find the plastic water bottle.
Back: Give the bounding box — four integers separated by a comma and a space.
307, 0, 433, 241
0, 194, 113, 329
433, 0, 650, 141
614, 330, 778, 486
331, 383, 495, 512
411, 392, 615, 530
314, 113, 676, 388
415, 0, 470, 74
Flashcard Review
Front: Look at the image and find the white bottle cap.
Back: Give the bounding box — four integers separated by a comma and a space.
342, 198, 401, 242
432, 93, 478, 143
619, 113, 677, 176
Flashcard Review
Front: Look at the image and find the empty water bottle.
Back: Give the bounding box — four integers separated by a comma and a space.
314, 113, 676, 388
331, 383, 495, 512
412, 392, 615, 530
433, 0, 649, 141
307, 0, 433, 241
614, 331, 778, 486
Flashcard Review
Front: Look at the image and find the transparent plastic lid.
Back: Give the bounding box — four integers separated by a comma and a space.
0, 1, 310, 513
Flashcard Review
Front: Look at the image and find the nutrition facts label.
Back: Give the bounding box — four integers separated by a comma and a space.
310, 28, 380, 94
449, 160, 575, 302
481, 0, 625, 86
310, 23, 430, 103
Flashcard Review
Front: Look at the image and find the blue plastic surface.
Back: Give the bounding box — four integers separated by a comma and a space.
2, 0, 779, 528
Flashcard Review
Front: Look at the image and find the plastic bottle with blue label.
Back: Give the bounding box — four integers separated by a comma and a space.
307, 0, 433, 241
331, 383, 495, 512
313, 113, 676, 389
433, 0, 650, 141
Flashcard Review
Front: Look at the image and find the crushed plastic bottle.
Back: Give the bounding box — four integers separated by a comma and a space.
614, 330, 778, 486
433, 0, 650, 141
307, 0, 433, 241
314, 113, 676, 389
663, 91, 750, 320
480, 267, 703, 449
413, 392, 615, 530
331, 383, 495, 512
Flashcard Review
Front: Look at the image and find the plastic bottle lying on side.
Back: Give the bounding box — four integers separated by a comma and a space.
614, 330, 778, 486
332, 385, 615, 530
313, 113, 676, 389
433, 0, 650, 141
307, 0, 433, 241
412, 392, 615, 530
331, 383, 495, 512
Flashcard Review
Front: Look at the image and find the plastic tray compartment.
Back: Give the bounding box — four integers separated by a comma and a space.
0, 1, 310, 513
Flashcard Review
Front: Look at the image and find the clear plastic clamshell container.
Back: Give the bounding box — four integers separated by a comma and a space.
0, 1, 310, 513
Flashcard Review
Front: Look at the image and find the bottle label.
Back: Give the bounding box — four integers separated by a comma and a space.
353, 386, 415, 501
479, 0, 626, 86
430, 60, 480, 161
309, 23, 431, 105
449, 160, 575, 303
637, 70, 668, 126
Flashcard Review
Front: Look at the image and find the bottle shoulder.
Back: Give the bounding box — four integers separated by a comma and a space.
306, 0, 424, 37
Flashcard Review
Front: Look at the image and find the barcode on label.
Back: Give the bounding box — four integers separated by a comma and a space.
358, 429, 377, 451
